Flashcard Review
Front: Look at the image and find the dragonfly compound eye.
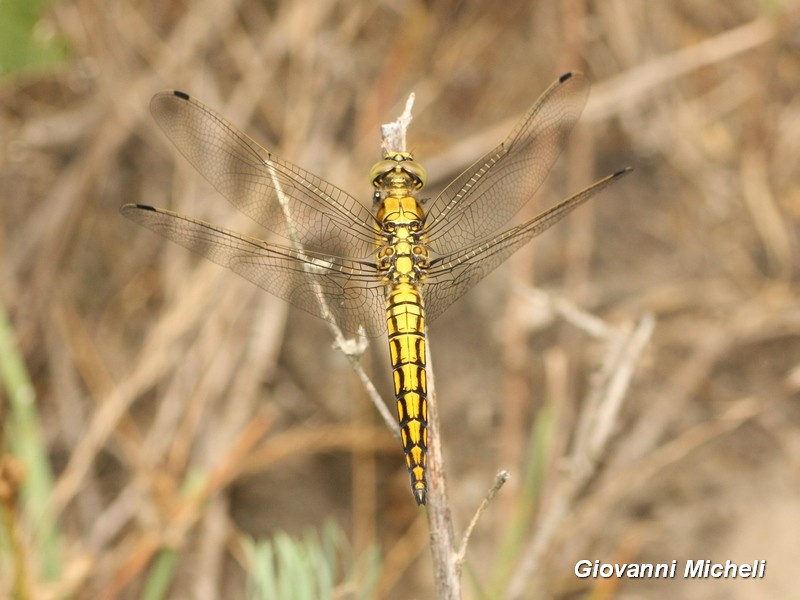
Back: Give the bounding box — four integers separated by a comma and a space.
401, 161, 426, 190
370, 159, 398, 188
370, 156, 427, 191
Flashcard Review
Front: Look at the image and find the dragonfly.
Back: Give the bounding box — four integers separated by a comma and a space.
121, 71, 631, 506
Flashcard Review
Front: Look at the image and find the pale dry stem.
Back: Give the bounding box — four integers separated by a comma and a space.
506, 312, 655, 599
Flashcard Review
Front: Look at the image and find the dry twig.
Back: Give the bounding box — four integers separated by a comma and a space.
506, 313, 655, 598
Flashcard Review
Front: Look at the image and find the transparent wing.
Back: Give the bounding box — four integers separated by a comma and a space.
121, 204, 387, 337
423, 168, 632, 322
150, 90, 377, 259
425, 72, 590, 255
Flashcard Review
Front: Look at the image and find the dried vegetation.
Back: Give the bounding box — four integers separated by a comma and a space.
1, 1, 799, 598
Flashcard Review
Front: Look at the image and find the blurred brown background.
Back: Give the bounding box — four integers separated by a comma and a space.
2, 1, 799, 598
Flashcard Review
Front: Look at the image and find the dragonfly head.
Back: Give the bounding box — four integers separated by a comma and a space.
370, 152, 427, 196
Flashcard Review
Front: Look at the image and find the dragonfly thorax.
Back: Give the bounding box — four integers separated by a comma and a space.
375, 195, 426, 234
375, 194, 429, 279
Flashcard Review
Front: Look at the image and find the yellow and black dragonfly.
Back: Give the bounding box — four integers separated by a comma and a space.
122, 72, 630, 505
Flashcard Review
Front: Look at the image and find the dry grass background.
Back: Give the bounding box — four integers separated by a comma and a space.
2, 0, 800, 598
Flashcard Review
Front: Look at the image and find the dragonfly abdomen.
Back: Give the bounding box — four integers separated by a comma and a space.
385, 282, 428, 505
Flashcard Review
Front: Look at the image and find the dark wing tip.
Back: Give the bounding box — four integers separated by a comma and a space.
613, 166, 634, 177
120, 203, 157, 214
559, 71, 573, 83
173, 90, 190, 101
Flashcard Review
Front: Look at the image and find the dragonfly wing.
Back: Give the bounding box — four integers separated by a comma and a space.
121, 203, 387, 337
423, 168, 632, 322
425, 72, 590, 255
150, 91, 377, 258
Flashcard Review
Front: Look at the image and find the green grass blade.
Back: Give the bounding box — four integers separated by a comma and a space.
0, 299, 60, 580
245, 522, 380, 600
